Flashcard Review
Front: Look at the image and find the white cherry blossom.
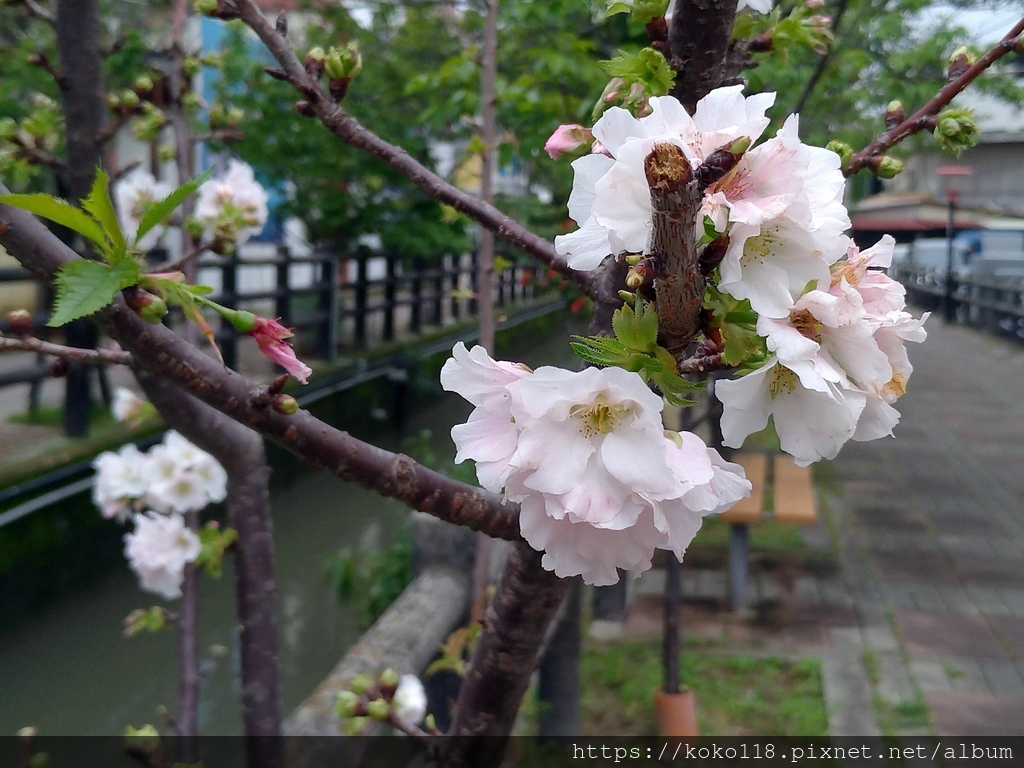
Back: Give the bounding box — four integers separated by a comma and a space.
392, 675, 428, 725
114, 168, 172, 252
111, 387, 146, 423
195, 159, 269, 245
92, 444, 154, 521
123, 511, 202, 599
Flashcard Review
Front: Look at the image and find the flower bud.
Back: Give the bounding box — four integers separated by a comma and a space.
624, 252, 643, 266
348, 673, 374, 696
120, 90, 141, 109
618, 289, 635, 303
804, 0, 824, 8
325, 42, 363, 81
366, 698, 390, 722
423, 714, 438, 733
127, 290, 168, 324
226, 107, 245, 126
272, 394, 298, 415
873, 155, 904, 179
182, 92, 203, 113
379, 668, 400, 691
49, 358, 70, 378
182, 57, 202, 77
543, 124, 592, 160
106, 93, 122, 111
932, 107, 978, 156
825, 140, 853, 168
17, 727, 37, 739
947, 46, 974, 81
193, 0, 217, 14
335, 690, 361, 718
342, 716, 369, 736
625, 260, 651, 290
123, 725, 161, 754
228, 309, 257, 333
133, 75, 154, 94
295, 100, 315, 117
884, 100, 904, 129
305, 47, 326, 78
7, 308, 33, 335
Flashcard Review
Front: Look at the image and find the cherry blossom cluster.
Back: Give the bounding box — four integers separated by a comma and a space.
552, 86, 927, 466
115, 158, 268, 251
441, 343, 750, 585
93, 410, 227, 599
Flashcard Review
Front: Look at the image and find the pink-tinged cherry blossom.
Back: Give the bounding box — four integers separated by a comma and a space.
123, 511, 202, 599
442, 345, 750, 584
246, 316, 312, 384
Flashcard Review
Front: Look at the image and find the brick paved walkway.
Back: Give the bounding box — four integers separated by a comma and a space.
620, 319, 1024, 736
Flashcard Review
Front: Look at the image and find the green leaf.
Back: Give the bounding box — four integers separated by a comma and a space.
611, 296, 659, 352
81, 169, 125, 258
0, 193, 107, 249
606, 1, 632, 16
48, 259, 141, 327
135, 168, 215, 248
600, 48, 674, 96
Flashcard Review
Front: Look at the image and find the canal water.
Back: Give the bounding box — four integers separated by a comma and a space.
0, 318, 579, 735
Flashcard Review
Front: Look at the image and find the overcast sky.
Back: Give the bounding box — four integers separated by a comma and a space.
923, 3, 1023, 44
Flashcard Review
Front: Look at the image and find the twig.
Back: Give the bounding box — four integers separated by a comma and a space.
177, 507, 201, 759
0, 334, 132, 365
677, 350, 727, 374
97, 111, 133, 145
844, 15, 1024, 177
27, 52, 64, 86
0, 196, 524, 543
18, 0, 56, 26
231, 0, 597, 300
792, 0, 850, 115
13, 144, 67, 170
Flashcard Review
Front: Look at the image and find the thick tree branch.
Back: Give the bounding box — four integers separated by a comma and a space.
646, 143, 703, 358
0, 196, 523, 543
668, 0, 738, 111
441, 542, 568, 767
844, 15, 1024, 177
0, 334, 131, 364
231, 0, 596, 300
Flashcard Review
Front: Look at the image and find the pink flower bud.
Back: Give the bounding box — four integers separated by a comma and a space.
543, 124, 593, 160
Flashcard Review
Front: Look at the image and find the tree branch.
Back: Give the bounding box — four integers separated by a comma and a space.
139, 373, 284, 759
441, 542, 568, 766
843, 15, 1024, 177
792, 0, 850, 115
0, 334, 131, 365
231, 0, 597, 300
668, 0, 738, 111
0, 195, 523, 543
646, 143, 703, 358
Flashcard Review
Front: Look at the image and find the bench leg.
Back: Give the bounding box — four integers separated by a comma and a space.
728, 523, 750, 611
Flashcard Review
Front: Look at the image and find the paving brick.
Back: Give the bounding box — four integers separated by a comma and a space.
909, 658, 953, 694
940, 657, 989, 695
979, 658, 1024, 698
895, 611, 1009, 660
874, 651, 918, 705
926, 692, 1024, 736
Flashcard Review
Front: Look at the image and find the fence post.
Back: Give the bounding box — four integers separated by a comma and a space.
275, 243, 292, 326
354, 250, 368, 349
410, 257, 424, 334
384, 250, 397, 342
317, 246, 339, 361
221, 254, 238, 371
449, 254, 461, 322
432, 259, 444, 327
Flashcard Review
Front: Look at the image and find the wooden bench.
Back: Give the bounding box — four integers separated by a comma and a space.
720, 453, 818, 610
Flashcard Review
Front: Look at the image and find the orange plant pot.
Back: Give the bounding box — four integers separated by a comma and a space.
654, 689, 699, 737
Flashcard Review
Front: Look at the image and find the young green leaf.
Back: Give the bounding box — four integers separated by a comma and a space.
81, 168, 126, 258
611, 296, 659, 352
0, 193, 107, 249
134, 168, 215, 248
48, 259, 141, 327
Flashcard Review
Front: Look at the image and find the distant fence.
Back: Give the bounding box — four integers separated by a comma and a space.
0, 243, 538, 432
892, 262, 1024, 338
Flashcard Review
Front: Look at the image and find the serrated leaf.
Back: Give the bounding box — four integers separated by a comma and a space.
48, 259, 141, 327
600, 48, 674, 95
0, 193, 107, 249
606, 1, 631, 16
82, 168, 125, 257
611, 298, 658, 352
135, 168, 215, 249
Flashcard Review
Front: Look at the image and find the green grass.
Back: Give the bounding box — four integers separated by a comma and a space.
694, 515, 807, 551
580, 638, 828, 736
8, 403, 112, 428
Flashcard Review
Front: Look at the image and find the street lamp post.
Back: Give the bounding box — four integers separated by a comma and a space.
936, 165, 973, 324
